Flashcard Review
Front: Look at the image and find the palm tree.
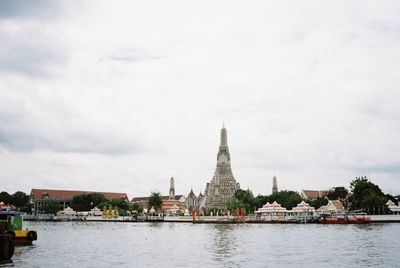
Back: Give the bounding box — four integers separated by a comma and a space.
148, 191, 163, 213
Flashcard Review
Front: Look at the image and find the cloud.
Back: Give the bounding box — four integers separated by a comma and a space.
107, 49, 163, 63
0, 25, 68, 77
1, 1, 400, 197
0, 0, 73, 20
0, 87, 142, 155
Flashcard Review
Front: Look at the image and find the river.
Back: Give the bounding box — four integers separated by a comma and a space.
6, 221, 400, 267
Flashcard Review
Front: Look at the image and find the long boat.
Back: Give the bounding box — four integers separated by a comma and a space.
318, 213, 371, 224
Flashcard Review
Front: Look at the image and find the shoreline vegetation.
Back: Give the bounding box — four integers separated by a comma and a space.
1, 177, 399, 220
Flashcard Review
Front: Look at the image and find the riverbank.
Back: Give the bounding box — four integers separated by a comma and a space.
24, 214, 400, 223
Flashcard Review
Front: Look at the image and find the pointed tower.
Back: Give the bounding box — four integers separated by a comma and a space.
272, 175, 278, 194
204, 124, 240, 210
169, 177, 175, 200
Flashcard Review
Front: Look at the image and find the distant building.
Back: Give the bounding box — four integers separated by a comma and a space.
130, 177, 186, 214
30, 188, 128, 215
131, 195, 186, 213
204, 124, 240, 210
301, 190, 329, 200
185, 189, 205, 213
272, 176, 278, 194
186, 188, 198, 212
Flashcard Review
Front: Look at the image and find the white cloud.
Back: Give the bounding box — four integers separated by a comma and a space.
1, 0, 400, 197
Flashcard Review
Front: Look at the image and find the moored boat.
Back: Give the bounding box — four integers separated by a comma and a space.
0, 207, 38, 246
318, 213, 371, 224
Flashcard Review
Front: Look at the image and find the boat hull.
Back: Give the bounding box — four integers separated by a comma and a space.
319, 215, 371, 224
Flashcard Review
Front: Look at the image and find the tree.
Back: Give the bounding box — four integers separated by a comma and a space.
129, 203, 143, 214
148, 191, 163, 212
228, 189, 256, 213
254, 195, 269, 211
11, 191, 30, 212
0, 192, 12, 204
349, 177, 387, 214
110, 199, 129, 210
71, 193, 107, 211
327, 187, 348, 200
386, 194, 398, 206
327, 186, 349, 208
308, 197, 328, 210
42, 201, 61, 215
267, 190, 303, 210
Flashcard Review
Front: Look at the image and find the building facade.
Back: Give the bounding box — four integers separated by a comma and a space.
130, 177, 186, 214
30, 189, 128, 215
204, 125, 240, 210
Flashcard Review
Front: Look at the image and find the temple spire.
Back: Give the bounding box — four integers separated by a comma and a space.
169, 177, 175, 200
220, 123, 227, 147
204, 125, 239, 210
217, 124, 230, 161
272, 175, 278, 194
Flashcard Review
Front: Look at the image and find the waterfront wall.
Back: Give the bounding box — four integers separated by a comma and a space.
369, 215, 400, 222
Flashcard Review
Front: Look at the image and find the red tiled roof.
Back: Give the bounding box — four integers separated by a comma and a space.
302, 190, 320, 199
31, 189, 128, 201
302, 190, 328, 199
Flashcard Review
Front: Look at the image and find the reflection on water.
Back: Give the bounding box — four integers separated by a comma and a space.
212, 224, 237, 262
3, 222, 400, 268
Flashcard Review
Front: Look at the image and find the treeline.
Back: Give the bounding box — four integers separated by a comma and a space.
227, 177, 398, 215
70, 193, 142, 216
0, 191, 31, 212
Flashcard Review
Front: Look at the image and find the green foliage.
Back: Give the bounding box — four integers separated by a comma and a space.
327, 187, 348, 200
227, 189, 255, 213
42, 201, 61, 215
349, 176, 387, 214
308, 197, 328, 210
11, 191, 30, 208
266, 190, 303, 210
228, 189, 303, 213
385, 194, 398, 206
129, 203, 143, 213
148, 191, 163, 212
0, 191, 12, 204
71, 193, 107, 211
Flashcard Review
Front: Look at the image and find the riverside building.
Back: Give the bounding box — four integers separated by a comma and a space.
30, 189, 128, 215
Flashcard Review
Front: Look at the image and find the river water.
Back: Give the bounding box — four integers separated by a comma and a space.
5, 221, 400, 267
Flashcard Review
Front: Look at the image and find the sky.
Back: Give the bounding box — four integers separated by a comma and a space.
1, 0, 400, 198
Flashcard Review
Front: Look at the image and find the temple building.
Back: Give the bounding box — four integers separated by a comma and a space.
185, 189, 205, 213
204, 124, 240, 210
130, 177, 186, 214
186, 189, 198, 212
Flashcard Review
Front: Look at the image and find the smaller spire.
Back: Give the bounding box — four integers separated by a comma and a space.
272, 175, 278, 194
169, 177, 175, 200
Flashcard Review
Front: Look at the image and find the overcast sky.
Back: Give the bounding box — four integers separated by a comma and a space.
1, 0, 400, 198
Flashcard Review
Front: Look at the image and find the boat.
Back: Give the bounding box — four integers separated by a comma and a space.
0, 206, 38, 246
318, 212, 371, 224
